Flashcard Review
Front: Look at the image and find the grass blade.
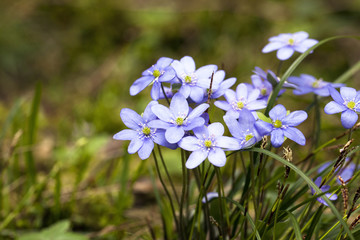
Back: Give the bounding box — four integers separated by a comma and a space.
287, 211, 302, 240
246, 148, 355, 240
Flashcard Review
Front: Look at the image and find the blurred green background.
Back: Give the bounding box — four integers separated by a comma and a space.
0, 0, 359, 239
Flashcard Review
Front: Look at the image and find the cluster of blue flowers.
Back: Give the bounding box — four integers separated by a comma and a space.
114, 31, 360, 206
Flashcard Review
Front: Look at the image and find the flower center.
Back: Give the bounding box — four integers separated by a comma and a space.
347, 101, 356, 110
142, 126, 151, 136
245, 134, 253, 142
204, 140, 212, 148
237, 101, 245, 109
153, 69, 161, 78
261, 88, 267, 95
312, 81, 320, 88
175, 117, 184, 125
273, 120, 282, 128
185, 75, 192, 83
288, 38, 295, 45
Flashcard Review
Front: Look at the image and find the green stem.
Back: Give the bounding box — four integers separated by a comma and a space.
152, 150, 180, 236
157, 145, 180, 205
160, 83, 171, 105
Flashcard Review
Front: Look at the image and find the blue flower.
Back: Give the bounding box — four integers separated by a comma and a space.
262, 31, 318, 60
214, 83, 267, 119
148, 93, 209, 144
324, 86, 360, 129
178, 122, 241, 169
202, 192, 219, 203
247, 67, 274, 100
223, 111, 260, 149
197, 70, 237, 101
171, 56, 218, 103
246, 67, 295, 100
113, 101, 176, 160
288, 74, 345, 96
318, 158, 357, 184
255, 104, 308, 148
310, 177, 337, 206
130, 57, 176, 100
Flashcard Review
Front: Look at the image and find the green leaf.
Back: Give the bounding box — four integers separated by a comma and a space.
257, 112, 272, 123
18, 220, 88, 240
246, 148, 355, 240
287, 211, 302, 240
225, 197, 262, 240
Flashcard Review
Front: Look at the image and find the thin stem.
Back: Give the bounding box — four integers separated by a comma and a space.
215, 167, 226, 238
160, 83, 171, 105
152, 150, 180, 236
180, 149, 187, 239
157, 145, 180, 205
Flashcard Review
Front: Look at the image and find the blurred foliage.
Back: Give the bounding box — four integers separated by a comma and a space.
0, 0, 359, 239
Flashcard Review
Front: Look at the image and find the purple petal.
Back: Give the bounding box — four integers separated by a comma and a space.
224, 89, 237, 103
293, 31, 309, 41
269, 104, 287, 121
340, 87, 357, 101
153, 130, 177, 149
187, 103, 209, 119
148, 120, 173, 129
283, 127, 306, 146
247, 100, 267, 111
197, 78, 212, 89
142, 101, 158, 121
214, 101, 231, 111
295, 39, 318, 52
156, 57, 173, 69
271, 129, 285, 148
151, 82, 161, 100
165, 126, 185, 143
159, 66, 176, 82
128, 137, 144, 154
138, 139, 154, 160
213, 70, 225, 84
262, 42, 287, 53
282, 110, 308, 126
190, 86, 206, 103
183, 117, 205, 131
179, 84, 191, 98
171, 60, 185, 76
341, 110, 358, 129
247, 89, 260, 102
120, 108, 144, 129
196, 65, 218, 79
328, 86, 344, 103
324, 101, 347, 114
208, 148, 226, 167
254, 121, 273, 136
180, 56, 196, 74
151, 105, 173, 122
202, 192, 219, 203
193, 125, 209, 139
113, 129, 137, 140
225, 109, 240, 119
178, 136, 201, 151
216, 136, 241, 150
186, 150, 208, 169
208, 122, 224, 137
276, 47, 295, 60
326, 193, 338, 201
130, 76, 154, 96
318, 162, 332, 174
236, 83, 248, 100
170, 93, 189, 117
223, 116, 240, 138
